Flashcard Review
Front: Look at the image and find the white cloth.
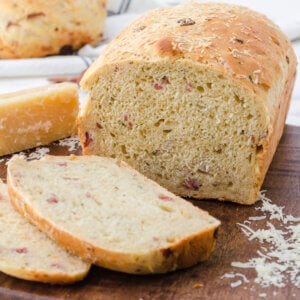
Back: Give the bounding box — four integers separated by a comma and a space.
0, 0, 300, 125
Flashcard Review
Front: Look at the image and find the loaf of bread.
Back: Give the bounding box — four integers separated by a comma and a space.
78, 2, 297, 204
7, 155, 220, 274
0, 83, 78, 156
0, 180, 90, 284
0, 0, 106, 58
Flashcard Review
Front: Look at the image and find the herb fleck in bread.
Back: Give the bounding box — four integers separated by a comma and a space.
78, 2, 297, 204
0, 180, 90, 284
7, 155, 220, 274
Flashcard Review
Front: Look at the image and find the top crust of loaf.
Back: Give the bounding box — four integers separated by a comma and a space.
81, 1, 296, 104
0, 0, 106, 58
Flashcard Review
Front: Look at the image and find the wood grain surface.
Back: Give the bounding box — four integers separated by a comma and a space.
0, 125, 299, 300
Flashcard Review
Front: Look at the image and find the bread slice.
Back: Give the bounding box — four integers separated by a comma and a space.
7, 155, 220, 274
78, 2, 297, 204
0, 180, 90, 284
0, 83, 78, 156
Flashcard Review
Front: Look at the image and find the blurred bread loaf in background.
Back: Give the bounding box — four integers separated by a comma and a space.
0, 0, 106, 58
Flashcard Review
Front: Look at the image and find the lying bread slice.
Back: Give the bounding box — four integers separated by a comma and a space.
78, 2, 297, 204
0, 180, 90, 284
7, 155, 220, 274
0, 83, 78, 156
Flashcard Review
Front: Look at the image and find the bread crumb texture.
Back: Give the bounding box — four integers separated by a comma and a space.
7, 155, 220, 274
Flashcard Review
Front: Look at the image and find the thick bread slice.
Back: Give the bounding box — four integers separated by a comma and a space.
0, 181, 90, 284
0, 83, 79, 156
78, 2, 297, 204
7, 155, 220, 274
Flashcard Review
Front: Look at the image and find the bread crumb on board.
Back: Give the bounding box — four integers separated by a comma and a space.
193, 283, 204, 289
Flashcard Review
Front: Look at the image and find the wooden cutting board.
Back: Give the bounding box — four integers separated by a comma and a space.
0, 125, 299, 300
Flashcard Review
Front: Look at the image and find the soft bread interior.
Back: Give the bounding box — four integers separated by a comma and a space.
79, 60, 268, 204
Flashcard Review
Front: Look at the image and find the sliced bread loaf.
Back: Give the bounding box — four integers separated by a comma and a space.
0, 180, 90, 284
78, 2, 297, 204
7, 155, 220, 274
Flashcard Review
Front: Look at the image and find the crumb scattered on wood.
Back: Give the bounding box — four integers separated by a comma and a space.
193, 283, 203, 289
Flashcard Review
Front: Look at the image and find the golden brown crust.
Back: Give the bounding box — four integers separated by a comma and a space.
81, 1, 296, 98
0, 263, 89, 284
7, 157, 219, 274
76, 116, 90, 155
0, 0, 106, 58
256, 70, 297, 195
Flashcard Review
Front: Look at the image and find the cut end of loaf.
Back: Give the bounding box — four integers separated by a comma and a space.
78, 61, 269, 204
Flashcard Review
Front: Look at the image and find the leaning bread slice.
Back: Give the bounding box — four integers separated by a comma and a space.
7, 155, 220, 274
0, 180, 90, 284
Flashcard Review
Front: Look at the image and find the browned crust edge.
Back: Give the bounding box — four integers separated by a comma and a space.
255, 70, 297, 202
0, 263, 89, 285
